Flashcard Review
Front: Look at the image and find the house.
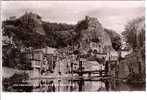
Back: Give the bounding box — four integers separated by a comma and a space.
83, 61, 105, 71
89, 41, 103, 54
118, 60, 130, 79
32, 47, 57, 74
120, 49, 132, 59
31, 50, 43, 69
104, 50, 119, 77
95, 53, 106, 60
109, 50, 119, 61
22, 46, 56, 76
9, 16, 16, 20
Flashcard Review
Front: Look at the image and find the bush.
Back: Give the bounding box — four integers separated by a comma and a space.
3, 72, 29, 92
126, 73, 145, 84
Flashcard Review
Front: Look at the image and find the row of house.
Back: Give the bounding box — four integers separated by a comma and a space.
21, 40, 133, 78
22, 46, 57, 77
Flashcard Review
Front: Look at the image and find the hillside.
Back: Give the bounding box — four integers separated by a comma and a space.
3, 12, 121, 50
3, 12, 75, 49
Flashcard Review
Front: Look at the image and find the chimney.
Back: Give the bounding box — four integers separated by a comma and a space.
85, 16, 89, 21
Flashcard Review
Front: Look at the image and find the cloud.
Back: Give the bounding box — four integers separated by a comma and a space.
85, 7, 145, 32
1, 1, 145, 33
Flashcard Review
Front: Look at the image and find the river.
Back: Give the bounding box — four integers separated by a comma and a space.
5, 78, 145, 92
2, 67, 145, 92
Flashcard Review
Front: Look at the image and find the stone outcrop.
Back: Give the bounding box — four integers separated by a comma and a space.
19, 12, 46, 35
77, 16, 114, 53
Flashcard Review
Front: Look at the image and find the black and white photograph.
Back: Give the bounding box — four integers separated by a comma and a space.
1, 0, 145, 92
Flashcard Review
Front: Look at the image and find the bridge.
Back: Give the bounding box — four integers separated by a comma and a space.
70, 58, 108, 77
71, 69, 107, 77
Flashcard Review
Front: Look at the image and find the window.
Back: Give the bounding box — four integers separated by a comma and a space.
35, 61, 41, 66
34, 53, 41, 60
92, 43, 95, 47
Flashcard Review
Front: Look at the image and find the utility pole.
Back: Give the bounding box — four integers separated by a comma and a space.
57, 54, 61, 75
79, 59, 83, 77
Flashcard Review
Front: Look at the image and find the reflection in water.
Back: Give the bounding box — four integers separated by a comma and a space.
24, 79, 107, 92
33, 78, 144, 92
78, 80, 84, 91
5, 78, 145, 92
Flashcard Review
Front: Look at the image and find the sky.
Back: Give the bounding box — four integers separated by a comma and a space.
1, 1, 145, 33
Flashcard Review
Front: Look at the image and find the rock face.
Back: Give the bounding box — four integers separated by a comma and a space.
3, 13, 120, 52
77, 16, 113, 53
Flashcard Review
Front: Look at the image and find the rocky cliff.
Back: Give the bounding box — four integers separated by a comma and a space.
75, 16, 117, 53
3, 13, 120, 51
19, 12, 46, 35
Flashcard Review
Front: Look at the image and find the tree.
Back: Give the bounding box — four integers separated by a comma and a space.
122, 17, 145, 51
111, 36, 121, 51
104, 28, 121, 51
74, 17, 89, 49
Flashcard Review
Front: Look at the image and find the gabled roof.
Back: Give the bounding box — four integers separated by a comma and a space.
33, 46, 56, 54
